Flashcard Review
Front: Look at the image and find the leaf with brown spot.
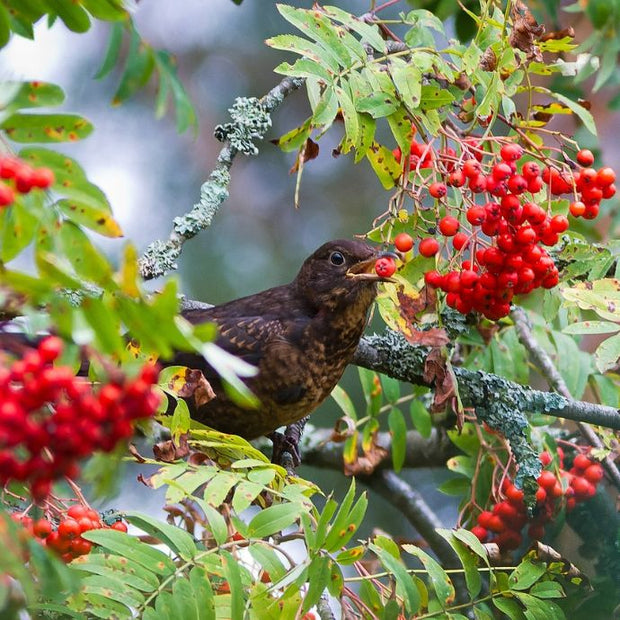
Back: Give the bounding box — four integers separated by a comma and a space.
423, 348, 456, 412
331, 415, 357, 443
480, 48, 497, 72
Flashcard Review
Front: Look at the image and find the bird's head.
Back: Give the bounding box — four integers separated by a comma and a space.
295, 239, 397, 311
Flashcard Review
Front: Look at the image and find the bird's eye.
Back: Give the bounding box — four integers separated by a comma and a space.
329, 251, 345, 266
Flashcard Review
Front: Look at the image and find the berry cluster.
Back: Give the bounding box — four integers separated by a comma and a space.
386, 138, 616, 320
470, 449, 604, 551
0, 337, 161, 501
12, 504, 128, 563
0, 155, 54, 207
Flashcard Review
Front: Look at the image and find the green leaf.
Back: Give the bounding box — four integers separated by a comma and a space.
95, 22, 124, 79
563, 320, 620, 335
331, 384, 357, 419
2, 80, 65, 110
436, 530, 481, 598
267, 34, 339, 73
381, 374, 401, 403
0, 5, 10, 49
402, 544, 455, 605
20, 147, 111, 211
81, 529, 176, 576
366, 142, 401, 189
113, 25, 155, 105
274, 56, 334, 82
542, 88, 596, 135
388, 407, 407, 473
277, 4, 361, 67
247, 503, 303, 539
335, 85, 359, 154
302, 555, 330, 613
273, 119, 312, 153
355, 92, 400, 118
59, 221, 114, 285
221, 551, 244, 620
419, 86, 455, 111
530, 580, 565, 598
154, 51, 198, 134
594, 333, 620, 373
0, 202, 38, 262
80, 295, 124, 354
195, 499, 228, 546
45, 0, 91, 32
509, 559, 546, 590
371, 544, 421, 615
248, 544, 288, 582
390, 58, 422, 112
71, 553, 160, 592
410, 400, 432, 438
355, 112, 376, 161
82, 0, 128, 21
56, 198, 122, 237
324, 480, 367, 552
1, 112, 93, 142
493, 597, 527, 619
322, 5, 385, 51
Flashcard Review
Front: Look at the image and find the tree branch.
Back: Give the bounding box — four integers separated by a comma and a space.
510, 306, 620, 491
139, 77, 304, 281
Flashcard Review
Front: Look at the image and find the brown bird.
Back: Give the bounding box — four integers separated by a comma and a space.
173, 239, 395, 463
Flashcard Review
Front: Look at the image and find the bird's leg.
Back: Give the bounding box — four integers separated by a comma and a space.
268, 416, 309, 469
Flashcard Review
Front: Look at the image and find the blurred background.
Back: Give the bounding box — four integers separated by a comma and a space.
2, 0, 618, 539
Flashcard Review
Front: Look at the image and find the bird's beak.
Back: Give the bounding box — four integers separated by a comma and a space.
346, 250, 399, 282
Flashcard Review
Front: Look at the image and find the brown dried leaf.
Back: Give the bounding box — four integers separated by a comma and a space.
331, 416, 357, 443
405, 327, 450, 348
153, 433, 190, 462
170, 368, 216, 409
480, 48, 497, 72
128, 443, 147, 463
289, 138, 320, 174
510, 0, 544, 61
343, 429, 388, 476
540, 26, 575, 42
530, 542, 590, 583
423, 348, 456, 412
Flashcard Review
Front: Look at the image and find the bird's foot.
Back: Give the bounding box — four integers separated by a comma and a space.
268, 431, 302, 470
268, 417, 309, 470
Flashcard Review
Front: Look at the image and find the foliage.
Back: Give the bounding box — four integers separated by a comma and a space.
1, 0, 620, 619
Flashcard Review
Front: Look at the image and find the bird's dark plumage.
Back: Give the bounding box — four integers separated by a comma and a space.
173, 239, 391, 442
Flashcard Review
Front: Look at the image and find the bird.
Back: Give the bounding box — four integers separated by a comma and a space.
172, 239, 395, 464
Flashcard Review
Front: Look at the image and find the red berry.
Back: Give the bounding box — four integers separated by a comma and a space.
507, 174, 528, 195
535, 487, 547, 503
58, 519, 81, 540
602, 184, 616, 199
375, 257, 396, 278
522, 161, 541, 178
573, 453, 592, 470
394, 233, 414, 253
584, 464, 604, 483
67, 505, 89, 520
471, 525, 488, 541
70, 538, 93, 556
500, 143, 523, 162
419, 237, 440, 257
429, 182, 447, 198
569, 201, 586, 217
448, 170, 465, 187
424, 270, 443, 287
111, 520, 128, 533
477, 510, 493, 528
31, 167, 55, 189
462, 158, 482, 178
0, 157, 21, 179
550, 214, 569, 233
596, 167, 615, 187
487, 515, 505, 533
33, 518, 53, 539
438, 216, 460, 237
576, 149, 594, 167
468, 174, 487, 193
466, 206, 486, 226
492, 162, 513, 181
0, 183, 14, 207
38, 336, 64, 363
452, 232, 469, 251
505, 484, 524, 505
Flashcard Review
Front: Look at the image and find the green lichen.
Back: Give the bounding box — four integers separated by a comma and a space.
214, 97, 272, 156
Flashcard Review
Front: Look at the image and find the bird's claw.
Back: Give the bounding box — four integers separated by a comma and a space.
269, 431, 302, 469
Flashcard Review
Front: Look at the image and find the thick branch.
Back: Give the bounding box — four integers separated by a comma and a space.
354, 331, 620, 431
511, 306, 620, 491
139, 77, 303, 280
